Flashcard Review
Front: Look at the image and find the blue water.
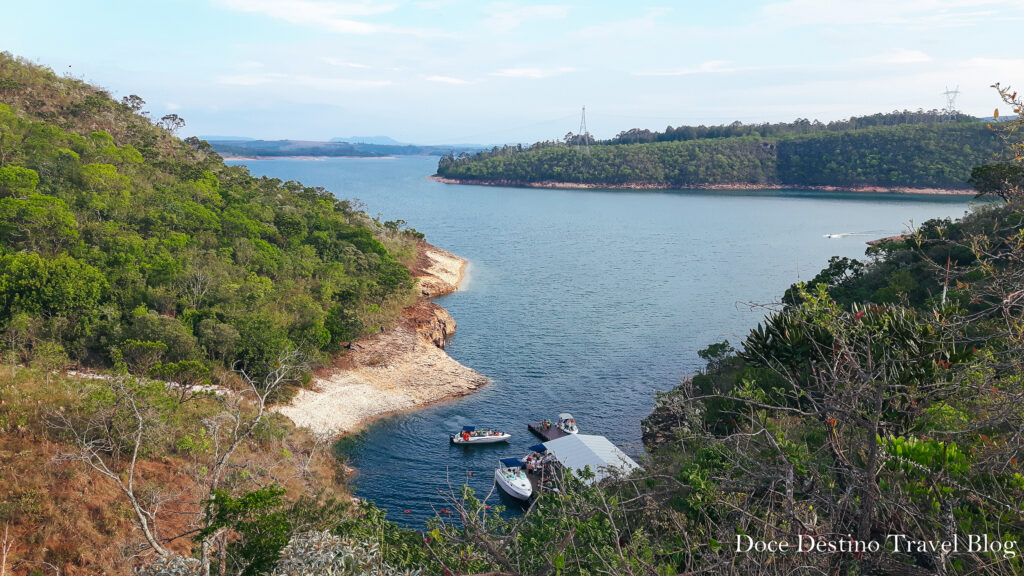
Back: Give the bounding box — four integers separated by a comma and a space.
232, 156, 975, 526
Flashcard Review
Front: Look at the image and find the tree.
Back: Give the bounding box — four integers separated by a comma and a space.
121, 94, 146, 113
199, 485, 291, 576
968, 161, 1024, 202
150, 359, 211, 404
0, 166, 38, 197
158, 113, 186, 135
115, 338, 167, 375
0, 252, 106, 319
0, 193, 79, 253
129, 312, 199, 362
422, 468, 683, 576
649, 280, 1024, 575
177, 266, 215, 310
54, 374, 173, 557
54, 347, 309, 574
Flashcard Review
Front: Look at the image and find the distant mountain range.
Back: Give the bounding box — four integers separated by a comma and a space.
204, 138, 482, 158
197, 135, 256, 141
330, 135, 406, 145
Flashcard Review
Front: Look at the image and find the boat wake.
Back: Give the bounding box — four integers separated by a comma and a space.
823, 231, 874, 239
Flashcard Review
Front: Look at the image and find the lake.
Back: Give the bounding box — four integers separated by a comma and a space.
231, 155, 975, 526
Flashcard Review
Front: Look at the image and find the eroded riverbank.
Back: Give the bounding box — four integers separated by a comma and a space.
276, 243, 487, 437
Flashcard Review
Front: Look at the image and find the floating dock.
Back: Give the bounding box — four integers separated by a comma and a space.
527, 421, 570, 442
526, 469, 556, 495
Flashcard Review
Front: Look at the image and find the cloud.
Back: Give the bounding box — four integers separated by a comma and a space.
856, 49, 932, 65
633, 60, 735, 77
218, 72, 392, 90
760, 0, 1022, 28
483, 4, 570, 32
322, 57, 372, 69
426, 75, 472, 85
414, 0, 459, 8
216, 0, 397, 34
490, 66, 575, 79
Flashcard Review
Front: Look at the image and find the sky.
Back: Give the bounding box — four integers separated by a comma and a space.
4, 0, 1024, 144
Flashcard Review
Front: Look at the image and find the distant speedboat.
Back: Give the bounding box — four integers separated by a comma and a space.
556, 413, 578, 435
450, 426, 511, 445
824, 232, 869, 239
494, 458, 532, 500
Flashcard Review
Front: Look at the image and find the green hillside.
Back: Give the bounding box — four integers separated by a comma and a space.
0, 52, 421, 382
438, 116, 1007, 190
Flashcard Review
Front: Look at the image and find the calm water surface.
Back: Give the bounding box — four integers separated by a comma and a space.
232, 156, 974, 526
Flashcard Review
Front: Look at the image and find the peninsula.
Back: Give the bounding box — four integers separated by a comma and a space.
278, 243, 487, 437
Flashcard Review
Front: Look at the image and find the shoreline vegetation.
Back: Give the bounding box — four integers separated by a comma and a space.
435, 113, 1005, 193
277, 242, 487, 437
428, 175, 975, 195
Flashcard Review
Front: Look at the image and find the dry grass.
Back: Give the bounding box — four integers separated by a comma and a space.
0, 367, 349, 576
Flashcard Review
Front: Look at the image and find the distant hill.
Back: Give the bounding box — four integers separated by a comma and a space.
330, 135, 406, 145
207, 138, 481, 158
437, 111, 1009, 191
197, 134, 255, 141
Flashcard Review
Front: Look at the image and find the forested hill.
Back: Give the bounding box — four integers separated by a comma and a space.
437, 113, 1007, 190
0, 52, 423, 380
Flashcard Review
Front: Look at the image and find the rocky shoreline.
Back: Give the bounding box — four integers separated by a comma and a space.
276, 242, 487, 437
429, 175, 975, 196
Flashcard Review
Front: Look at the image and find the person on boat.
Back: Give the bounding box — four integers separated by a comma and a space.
462, 431, 470, 441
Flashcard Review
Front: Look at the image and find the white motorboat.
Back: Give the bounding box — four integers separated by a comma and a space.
450, 426, 511, 445
556, 413, 578, 434
495, 458, 533, 500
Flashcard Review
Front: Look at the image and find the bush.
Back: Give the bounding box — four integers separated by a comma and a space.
128, 312, 198, 362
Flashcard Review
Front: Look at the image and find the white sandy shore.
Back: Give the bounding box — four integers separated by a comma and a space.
275, 245, 486, 437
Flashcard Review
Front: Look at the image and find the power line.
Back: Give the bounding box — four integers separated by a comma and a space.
577, 105, 589, 154
943, 85, 960, 120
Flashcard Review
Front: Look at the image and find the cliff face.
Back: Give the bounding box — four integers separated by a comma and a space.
410, 301, 456, 348
641, 380, 700, 451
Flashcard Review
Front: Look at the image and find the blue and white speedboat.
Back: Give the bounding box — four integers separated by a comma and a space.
494, 457, 532, 500
450, 426, 511, 445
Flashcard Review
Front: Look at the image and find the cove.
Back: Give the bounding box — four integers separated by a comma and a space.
231, 155, 975, 526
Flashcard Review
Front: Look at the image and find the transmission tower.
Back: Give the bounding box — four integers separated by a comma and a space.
943, 85, 960, 120
577, 105, 589, 153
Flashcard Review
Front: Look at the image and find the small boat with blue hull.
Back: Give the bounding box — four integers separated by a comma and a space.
450, 426, 511, 445
494, 457, 533, 500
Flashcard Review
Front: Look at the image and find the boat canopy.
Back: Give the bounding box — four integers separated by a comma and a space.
541, 434, 640, 483
500, 457, 525, 468
529, 443, 547, 453
462, 426, 476, 432
558, 413, 574, 420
